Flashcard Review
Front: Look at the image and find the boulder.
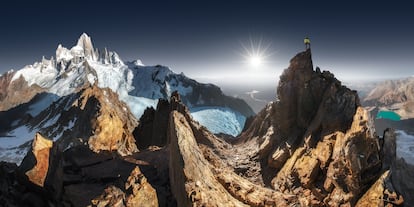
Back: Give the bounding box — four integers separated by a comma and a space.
89, 166, 158, 207
125, 166, 158, 207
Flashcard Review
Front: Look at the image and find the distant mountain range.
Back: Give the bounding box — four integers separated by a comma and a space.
363, 77, 414, 119
359, 77, 414, 134
0, 33, 254, 163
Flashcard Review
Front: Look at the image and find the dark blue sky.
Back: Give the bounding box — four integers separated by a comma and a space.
1, 0, 413, 88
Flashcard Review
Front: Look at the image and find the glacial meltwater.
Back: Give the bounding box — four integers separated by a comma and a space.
376, 110, 401, 121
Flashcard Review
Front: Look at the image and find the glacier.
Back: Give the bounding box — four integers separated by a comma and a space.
191, 107, 246, 137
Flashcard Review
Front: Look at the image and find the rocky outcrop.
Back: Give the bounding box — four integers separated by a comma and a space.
378, 128, 414, 206
78, 86, 138, 155
17, 133, 63, 203
61, 144, 167, 207
166, 93, 301, 206
134, 99, 170, 149
236, 49, 402, 206
356, 171, 403, 207
41, 85, 138, 155
133, 91, 195, 150
90, 166, 158, 207
169, 111, 248, 207
23, 133, 53, 187
124, 166, 159, 206
142, 50, 405, 206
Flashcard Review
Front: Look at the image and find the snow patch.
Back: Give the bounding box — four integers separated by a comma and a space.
28, 94, 59, 117
190, 107, 246, 136
56, 44, 73, 62
133, 59, 144, 66
0, 147, 29, 165
130, 65, 193, 99
51, 117, 77, 141
40, 114, 61, 129
0, 125, 35, 149
87, 73, 96, 85
12, 61, 58, 88
123, 96, 158, 119
88, 60, 131, 95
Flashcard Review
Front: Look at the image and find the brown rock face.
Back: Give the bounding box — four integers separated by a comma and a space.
134, 99, 170, 149
0, 72, 44, 111
77, 86, 138, 155
363, 77, 414, 106
9, 84, 139, 156
236, 50, 402, 206
24, 133, 53, 187
356, 171, 403, 207
169, 111, 247, 207
90, 166, 158, 207
16, 132, 63, 203
124, 166, 158, 207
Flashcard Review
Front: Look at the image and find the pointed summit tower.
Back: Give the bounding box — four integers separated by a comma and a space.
76, 33, 96, 59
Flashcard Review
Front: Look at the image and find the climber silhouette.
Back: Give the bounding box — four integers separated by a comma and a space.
304, 37, 310, 50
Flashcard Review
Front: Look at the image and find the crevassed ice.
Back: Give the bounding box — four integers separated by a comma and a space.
191, 107, 246, 136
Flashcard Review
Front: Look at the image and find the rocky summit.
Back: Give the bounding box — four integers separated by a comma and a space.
0, 49, 409, 206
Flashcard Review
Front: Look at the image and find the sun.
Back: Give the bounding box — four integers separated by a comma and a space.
249, 55, 262, 67
240, 37, 273, 68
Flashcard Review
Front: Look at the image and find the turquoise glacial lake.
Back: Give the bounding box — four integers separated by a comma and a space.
376, 110, 401, 121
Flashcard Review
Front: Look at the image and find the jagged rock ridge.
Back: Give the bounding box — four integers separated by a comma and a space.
0, 85, 139, 164
0, 49, 407, 206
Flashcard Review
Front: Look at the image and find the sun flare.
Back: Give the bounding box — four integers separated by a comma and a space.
249, 55, 262, 67
240, 37, 273, 68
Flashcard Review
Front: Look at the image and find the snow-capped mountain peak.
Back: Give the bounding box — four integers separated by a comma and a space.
56, 44, 73, 62
10, 33, 131, 97
132, 59, 145, 66
76, 33, 95, 55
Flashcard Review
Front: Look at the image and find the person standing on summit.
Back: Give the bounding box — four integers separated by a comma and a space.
304, 37, 311, 50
